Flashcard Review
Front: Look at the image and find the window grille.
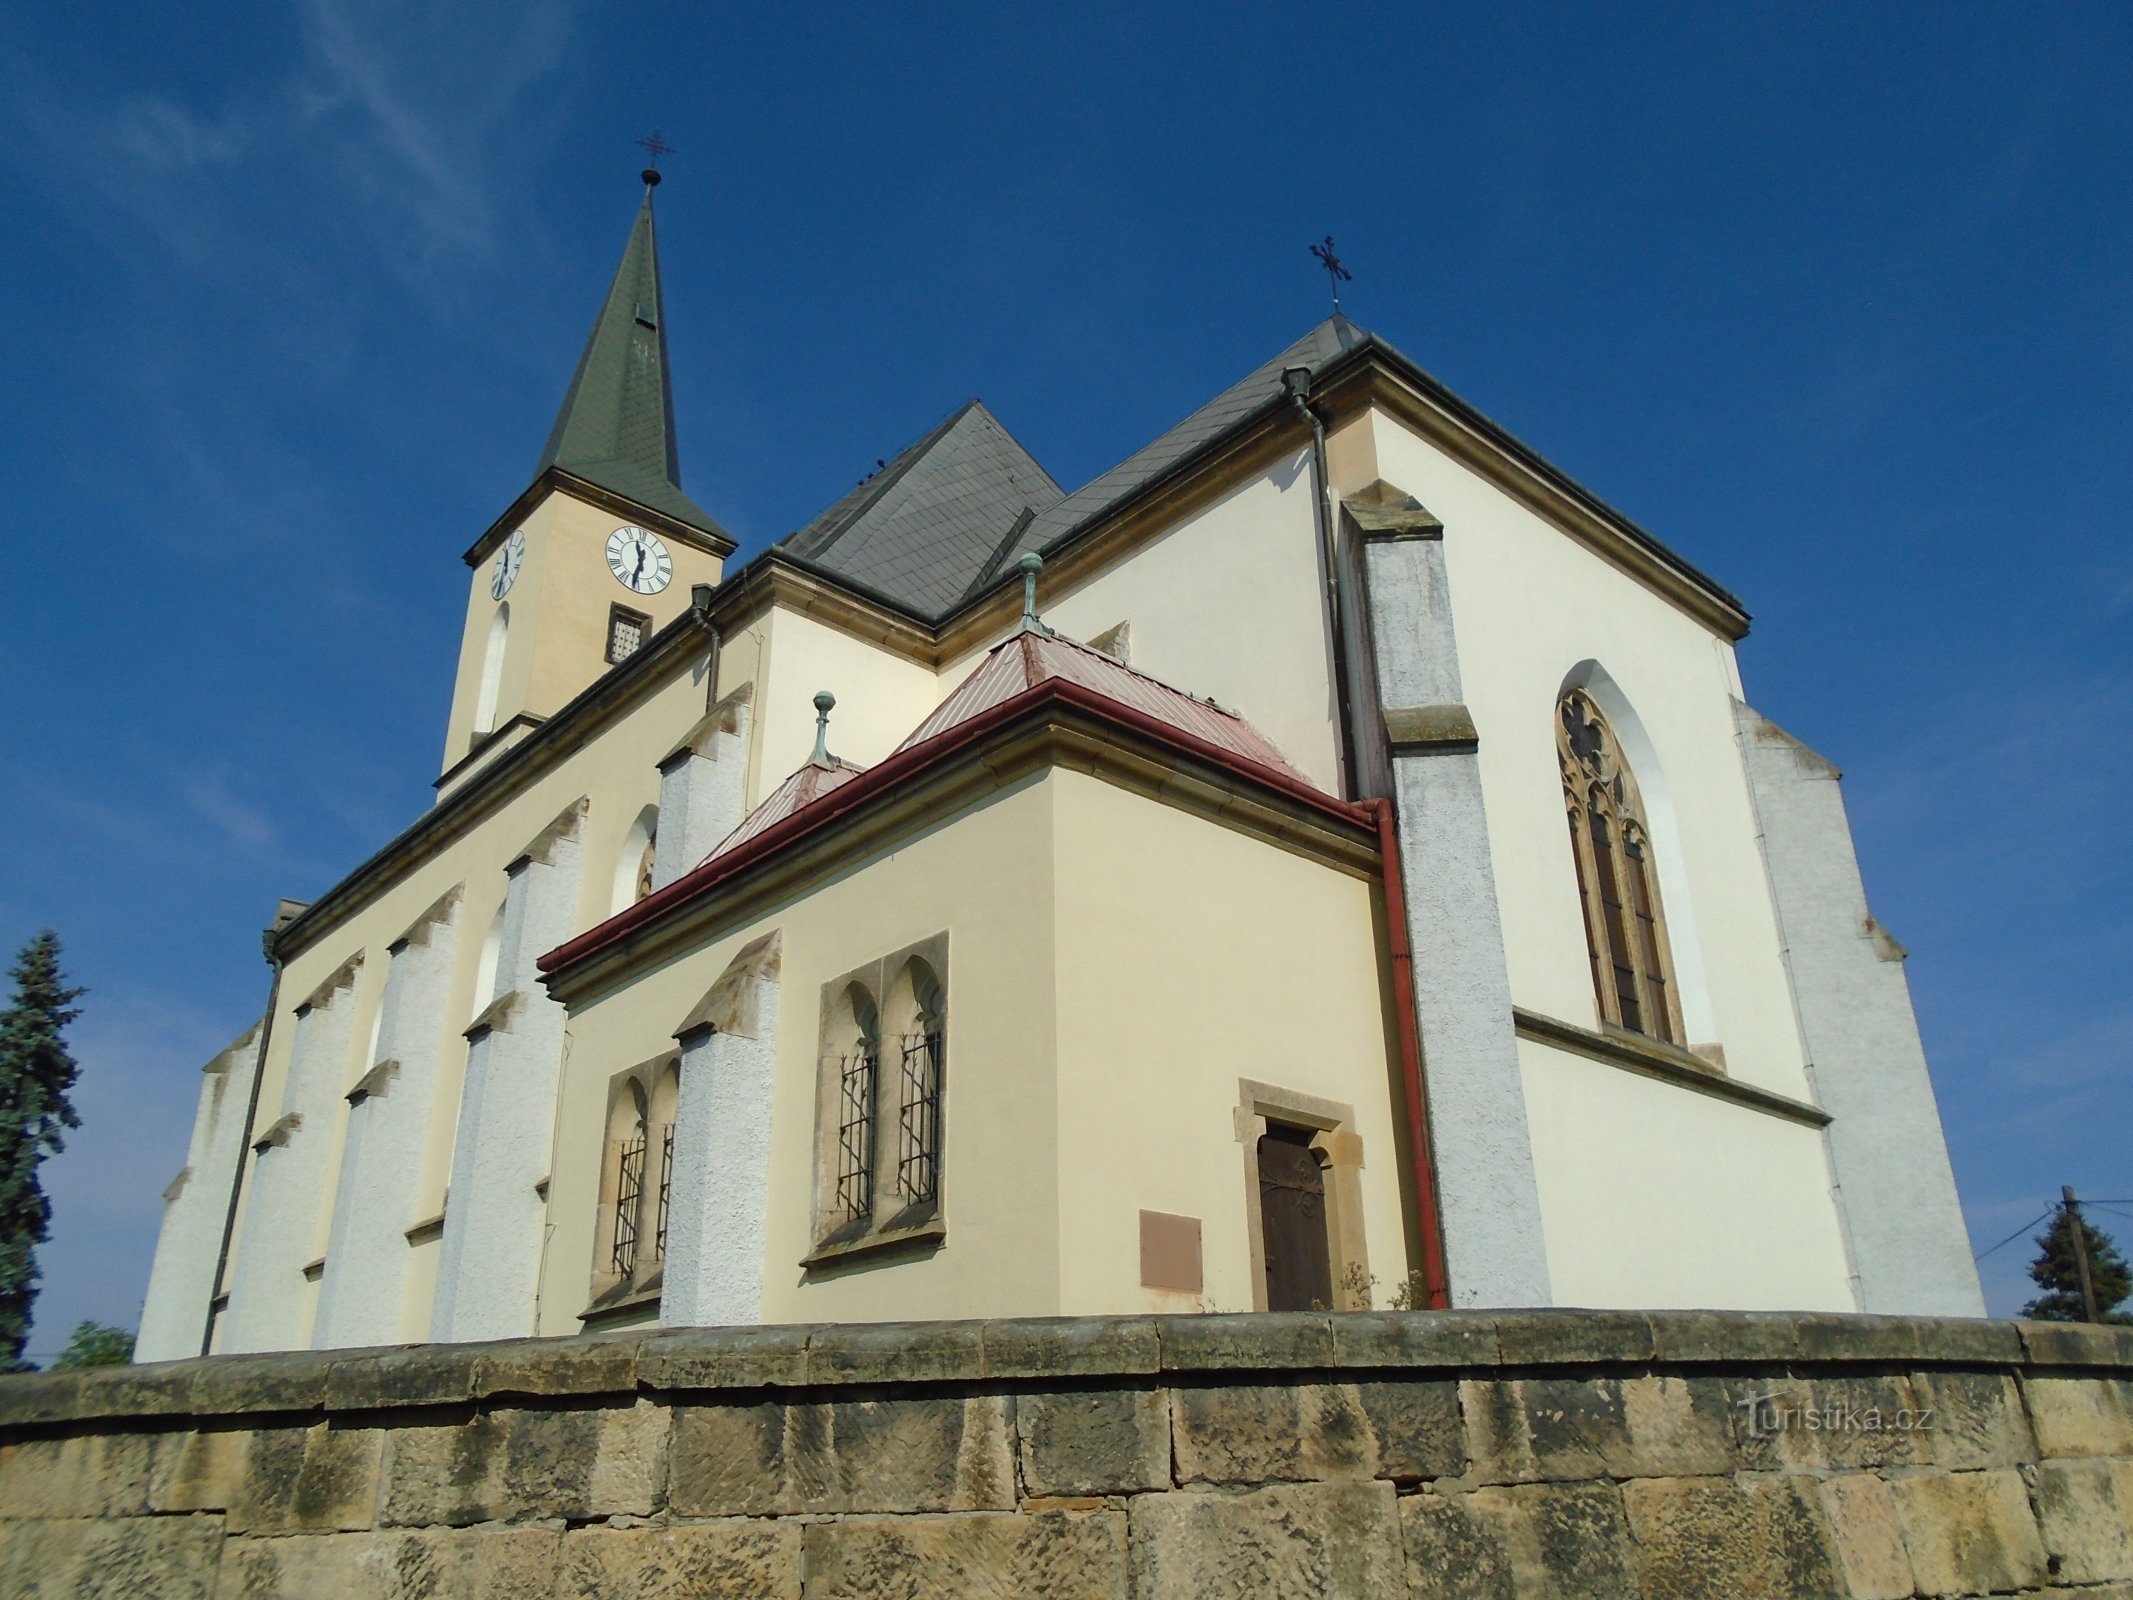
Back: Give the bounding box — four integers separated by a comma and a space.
655, 1124, 674, 1260
612, 1128, 647, 1277
606, 604, 650, 665
834, 1042, 878, 1223
896, 1021, 942, 1206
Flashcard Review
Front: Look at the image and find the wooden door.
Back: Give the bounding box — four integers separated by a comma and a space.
1258, 1125, 1332, 1311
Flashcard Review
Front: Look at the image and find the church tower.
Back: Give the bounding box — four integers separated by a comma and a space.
440, 180, 735, 782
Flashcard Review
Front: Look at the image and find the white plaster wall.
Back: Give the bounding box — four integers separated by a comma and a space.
135, 1024, 262, 1362
1520, 1038, 1855, 1310
311, 899, 462, 1349
220, 987, 360, 1353
662, 978, 781, 1326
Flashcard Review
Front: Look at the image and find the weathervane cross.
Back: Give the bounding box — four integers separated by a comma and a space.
636, 129, 676, 187
1309, 235, 1352, 314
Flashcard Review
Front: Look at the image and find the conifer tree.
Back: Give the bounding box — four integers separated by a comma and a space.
2022, 1203, 2132, 1323
0, 932, 84, 1370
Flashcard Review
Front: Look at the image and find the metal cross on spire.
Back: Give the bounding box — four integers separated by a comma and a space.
1309, 235, 1352, 315
636, 130, 676, 188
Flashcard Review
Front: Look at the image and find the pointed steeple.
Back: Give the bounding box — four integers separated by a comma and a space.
536, 188, 725, 538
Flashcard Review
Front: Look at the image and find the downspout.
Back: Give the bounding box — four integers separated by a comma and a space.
1285, 368, 1358, 800
1367, 797, 1450, 1309
1284, 368, 1445, 1303
203, 927, 287, 1355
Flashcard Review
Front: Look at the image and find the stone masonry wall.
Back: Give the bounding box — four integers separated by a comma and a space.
2, 1311, 2130, 1598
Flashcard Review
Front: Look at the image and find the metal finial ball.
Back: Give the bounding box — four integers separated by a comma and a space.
813, 690, 836, 713
1017, 552, 1043, 575
642, 169, 662, 188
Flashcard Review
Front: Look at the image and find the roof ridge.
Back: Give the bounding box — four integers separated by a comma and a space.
785, 399, 984, 561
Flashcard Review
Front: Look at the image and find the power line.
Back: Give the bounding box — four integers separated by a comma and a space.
1975, 1210, 2053, 1262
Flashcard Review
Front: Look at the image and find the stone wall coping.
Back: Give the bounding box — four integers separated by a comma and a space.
3, 1309, 2126, 1431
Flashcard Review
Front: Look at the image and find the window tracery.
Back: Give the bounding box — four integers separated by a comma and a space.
1558, 689, 1683, 1044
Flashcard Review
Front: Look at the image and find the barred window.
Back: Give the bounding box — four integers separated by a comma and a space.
811, 939, 948, 1258
1559, 689, 1682, 1044
593, 1060, 677, 1305
895, 968, 944, 1207
606, 603, 651, 665
612, 1124, 646, 1277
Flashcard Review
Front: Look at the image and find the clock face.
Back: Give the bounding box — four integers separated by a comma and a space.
607, 525, 672, 594
490, 529, 525, 600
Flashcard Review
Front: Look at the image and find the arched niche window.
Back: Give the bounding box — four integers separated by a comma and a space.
474, 603, 508, 736
886, 957, 945, 1215
608, 1080, 650, 1281
830, 982, 881, 1228
808, 934, 950, 1261
610, 804, 659, 915
1559, 689, 1683, 1045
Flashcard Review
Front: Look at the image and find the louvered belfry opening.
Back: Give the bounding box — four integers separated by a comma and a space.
1558, 689, 1684, 1045
1258, 1124, 1334, 1313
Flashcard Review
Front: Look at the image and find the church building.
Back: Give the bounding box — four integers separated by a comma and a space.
135, 179, 1983, 1362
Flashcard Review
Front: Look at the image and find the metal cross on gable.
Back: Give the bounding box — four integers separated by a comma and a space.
636, 130, 676, 186
1310, 235, 1352, 314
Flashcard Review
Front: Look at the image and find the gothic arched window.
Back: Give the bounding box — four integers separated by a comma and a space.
1559, 689, 1683, 1045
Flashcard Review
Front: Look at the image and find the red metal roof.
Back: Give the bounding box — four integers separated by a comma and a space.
703, 757, 866, 863
899, 627, 1314, 786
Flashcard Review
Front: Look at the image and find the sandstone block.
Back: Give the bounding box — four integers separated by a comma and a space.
1493, 1310, 1653, 1367
474, 1330, 639, 1400
2020, 1318, 2133, 1368
669, 1394, 1011, 1516
1645, 1309, 1804, 1365
1330, 1310, 1497, 1370
1018, 1386, 1169, 1496
981, 1316, 1160, 1380
325, 1345, 480, 1412
1724, 1374, 1933, 1471
803, 1508, 1124, 1599
1818, 1474, 1916, 1600
1455, 1480, 1641, 1597
1398, 1490, 1516, 1600
1128, 1480, 1404, 1598
1463, 1377, 1718, 1483
2032, 1458, 2133, 1584
1890, 1467, 2050, 1595
0, 1372, 82, 1429
560, 1520, 799, 1599
379, 1400, 665, 1527
1354, 1379, 1465, 1481
1911, 1369, 2033, 1469
638, 1323, 812, 1392
1171, 1383, 1370, 1484
1157, 1312, 1334, 1372
186, 1348, 335, 1415
805, 1319, 984, 1384
228, 1419, 384, 1534
147, 1424, 251, 1514
1623, 1473, 1842, 1599
0, 1431, 157, 1519
0, 1511, 222, 1600
2024, 1374, 2133, 1457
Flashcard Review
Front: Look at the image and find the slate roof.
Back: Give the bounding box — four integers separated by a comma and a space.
538, 192, 728, 541
975, 317, 1367, 585
895, 624, 1312, 786
779, 399, 1063, 617
702, 756, 867, 866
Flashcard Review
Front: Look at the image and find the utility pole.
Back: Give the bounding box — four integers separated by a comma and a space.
2064, 1186, 2102, 1323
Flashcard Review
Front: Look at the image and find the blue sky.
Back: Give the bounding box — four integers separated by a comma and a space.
2, 1, 2127, 1355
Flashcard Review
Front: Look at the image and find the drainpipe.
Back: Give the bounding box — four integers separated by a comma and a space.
1285, 367, 1358, 800
203, 927, 288, 1355
1367, 797, 1451, 1309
